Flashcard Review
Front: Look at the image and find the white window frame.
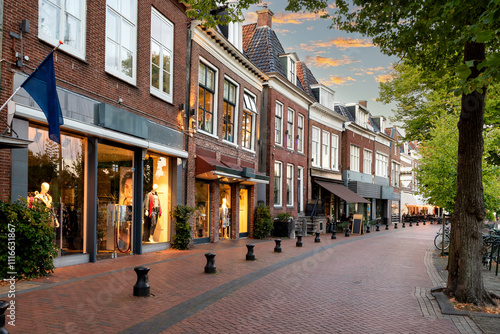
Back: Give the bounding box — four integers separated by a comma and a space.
320, 87, 334, 110
331, 134, 339, 171
312, 127, 320, 167
297, 114, 304, 153
298, 166, 304, 213
197, 59, 218, 136
105, 0, 137, 85
274, 161, 283, 207
222, 76, 239, 144
350, 145, 360, 172
289, 57, 296, 84
322, 130, 330, 169
363, 149, 372, 174
150, 8, 174, 103
376, 152, 389, 178
39, 0, 87, 59
287, 164, 294, 207
275, 102, 283, 146
392, 161, 400, 187
287, 108, 294, 150
242, 91, 257, 151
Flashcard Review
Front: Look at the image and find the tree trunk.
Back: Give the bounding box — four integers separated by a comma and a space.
446, 41, 493, 305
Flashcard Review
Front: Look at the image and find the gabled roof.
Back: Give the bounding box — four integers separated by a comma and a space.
334, 104, 355, 122
297, 62, 318, 99
242, 24, 286, 77
369, 115, 380, 133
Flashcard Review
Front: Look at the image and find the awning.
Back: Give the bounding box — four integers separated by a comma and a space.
315, 180, 369, 203
0, 134, 32, 149
196, 154, 269, 184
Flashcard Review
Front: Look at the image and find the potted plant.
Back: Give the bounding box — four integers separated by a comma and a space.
253, 203, 273, 239
274, 212, 292, 238
171, 204, 195, 250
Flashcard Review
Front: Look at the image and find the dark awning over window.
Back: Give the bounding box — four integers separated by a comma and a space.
0, 135, 32, 149
315, 180, 370, 204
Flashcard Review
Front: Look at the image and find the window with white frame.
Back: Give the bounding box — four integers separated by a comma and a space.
297, 114, 304, 153
287, 164, 294, 206
106, 0, 137, 84
150, 8, 173, 102
363, 149, 372, 174
223, 79, 237, 142
297, 166, 304, 212
322, 131, 330, 169
392, 162, 400, 187
242, 93, 257, 150
289, 58, 296, 84
312, 127, 320, 167
350, 145, 360, 172
274, 161, 282, 207
320, 87, 335, 110
198, 62, 216, 134
275, 102, 283, 146
39, 0, 86, 59
287, 108, 294, 150
331, 134, 339, 170
376, 152, 389, 177
356, 108, 368, 126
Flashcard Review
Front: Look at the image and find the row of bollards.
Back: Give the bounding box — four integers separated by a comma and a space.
132, 221, 402, 297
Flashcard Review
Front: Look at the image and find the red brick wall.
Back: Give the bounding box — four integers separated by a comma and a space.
342, 129, 375, 173
0, 0, 188, 201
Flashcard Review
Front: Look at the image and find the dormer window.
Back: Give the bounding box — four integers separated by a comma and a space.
356, 107, 368, 127
279, 53, 298, 85
311, 84, 335, 110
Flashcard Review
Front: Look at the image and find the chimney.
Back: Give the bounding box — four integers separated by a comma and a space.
359, 100, 367, 108
257, 8, 274, 28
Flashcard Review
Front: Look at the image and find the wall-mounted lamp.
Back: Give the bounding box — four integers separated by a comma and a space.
179, 103, 185, 111
10, 19, 30, 67
189, 109, 196, 117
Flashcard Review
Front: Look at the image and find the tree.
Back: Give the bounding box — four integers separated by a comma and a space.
185, 0, 500, 305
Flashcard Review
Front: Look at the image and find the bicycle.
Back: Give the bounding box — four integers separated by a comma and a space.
434, 225, 450, 250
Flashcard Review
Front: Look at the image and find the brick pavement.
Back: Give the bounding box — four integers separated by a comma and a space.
0, 224, 491, 333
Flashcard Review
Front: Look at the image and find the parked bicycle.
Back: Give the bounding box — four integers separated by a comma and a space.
434, 225, 450, 250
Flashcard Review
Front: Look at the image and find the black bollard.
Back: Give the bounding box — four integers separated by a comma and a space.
133, 266, 150, 297
331, 221, 337, 239
416, 221, 419, 226
0, 300, 8, 334
345, 228, 350, 237
204, 252, 216, 274
409, 221, 413, 227
376, 223, 380, 232
394, 223, 398, 229
366, 224, 371, 233
423, 221, 426, 225
296, 234, 303, 247
402, 222, 406, 228
246, 244, 256, 260
385, 223, 389, 230
314, 232, 321, 243
274, 239, 282, 253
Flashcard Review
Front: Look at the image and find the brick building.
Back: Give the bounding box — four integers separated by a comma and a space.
0, 0, 190, 264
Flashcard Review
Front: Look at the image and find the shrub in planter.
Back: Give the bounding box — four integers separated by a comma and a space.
0, 199, 58, 280
274, 213, 291, 237
171, 205, 195, 250
254, 203, 273, 239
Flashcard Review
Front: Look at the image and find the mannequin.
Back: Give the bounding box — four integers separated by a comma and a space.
143, 184, 162, 243
220, 197, 229, 239
34, 182, 59, 228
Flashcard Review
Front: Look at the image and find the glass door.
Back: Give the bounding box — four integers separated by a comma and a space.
96, 143, 134, 259
239, 188, 249, 237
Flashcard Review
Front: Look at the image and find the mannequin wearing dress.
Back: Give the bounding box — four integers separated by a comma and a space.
143, 184, 162, 242
220, 198, 229, 239
34, 182, 59, 228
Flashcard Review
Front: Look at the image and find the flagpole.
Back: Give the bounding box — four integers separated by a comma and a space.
0, 41, 63, 130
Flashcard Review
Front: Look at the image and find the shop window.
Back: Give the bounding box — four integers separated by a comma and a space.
143, 154, 170, 244
220, 184, 231, 239
28, 127, 85, 257
195, 181, 210, 239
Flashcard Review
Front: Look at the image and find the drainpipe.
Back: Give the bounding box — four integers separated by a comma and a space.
184, 18, 193, 206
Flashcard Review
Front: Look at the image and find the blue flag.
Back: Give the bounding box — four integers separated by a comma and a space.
21, 50, 63, 144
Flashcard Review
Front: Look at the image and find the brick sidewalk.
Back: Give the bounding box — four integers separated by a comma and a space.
0, 224, 487, 333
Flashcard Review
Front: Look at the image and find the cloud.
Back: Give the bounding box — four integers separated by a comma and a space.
375, 74, 393, 83
275, 28, 292, 35
300, 37, 373, 52
320, 76, 356, 85
305, 55, 360, 68
307, 26, 314, 31
244, 12, 258, 24
273, 11, 327, 25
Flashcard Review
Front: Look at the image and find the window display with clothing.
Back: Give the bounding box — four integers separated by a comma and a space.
143, 184, 162, 242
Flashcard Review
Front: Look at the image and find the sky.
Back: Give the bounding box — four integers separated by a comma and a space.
242, 1, 400, 124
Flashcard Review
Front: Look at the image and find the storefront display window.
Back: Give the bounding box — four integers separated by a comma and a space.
96, 143, 134, 259
194, 181, 210, 239
220, 184, 231, 239
143, 154, 170, 243
239, 188, 248, 235
28, 126, 85, 257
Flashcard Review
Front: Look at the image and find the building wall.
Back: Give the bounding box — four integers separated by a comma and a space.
342, 128, 375, 174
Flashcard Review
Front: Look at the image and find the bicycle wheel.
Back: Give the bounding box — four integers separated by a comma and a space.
434, 234, 450, 250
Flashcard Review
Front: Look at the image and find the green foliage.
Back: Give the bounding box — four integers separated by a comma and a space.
276, 213, 291, 221
253, 203, 273, 239
170, 205, 195, 250
485, 211, 495, 221
0, 199, 58, 280
336, 222, 349, 232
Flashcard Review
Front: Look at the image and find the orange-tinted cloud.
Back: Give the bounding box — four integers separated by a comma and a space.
320, 76, 356, 85
300, 37, 373, 51
305, 55, 360, 68
273, 11, 328, 25
375, 74, 393, 83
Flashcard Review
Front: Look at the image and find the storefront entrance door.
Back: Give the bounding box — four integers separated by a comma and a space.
239, 188, 249, 237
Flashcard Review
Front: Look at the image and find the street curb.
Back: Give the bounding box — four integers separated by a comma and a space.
432, 290, 500, 318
